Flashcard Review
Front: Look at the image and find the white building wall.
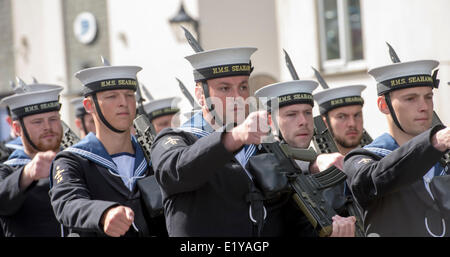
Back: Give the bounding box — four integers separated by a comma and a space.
11, 0, 69, 121
275, 0, 449, 138
198, 0, 280, 83
362, 0, 450, 131
7, 0, 448, 138
107, 0, 199, 113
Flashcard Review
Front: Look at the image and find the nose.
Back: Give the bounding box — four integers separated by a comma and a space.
117, 93, 128, 107
417, 96, 430, 112
297, 113, 307, 127
347, 116, 357, 127
42, 119, 52, 130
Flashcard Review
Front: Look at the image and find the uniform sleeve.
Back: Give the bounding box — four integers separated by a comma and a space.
0, 164, 37, 216
343, 126, 446, 208
49, 153, 119, 233
150, 129, 235, 196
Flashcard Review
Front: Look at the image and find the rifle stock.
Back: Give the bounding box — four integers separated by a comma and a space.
60, 120, 81, 149
258, 141, 347, 237
133, 114, 156, 161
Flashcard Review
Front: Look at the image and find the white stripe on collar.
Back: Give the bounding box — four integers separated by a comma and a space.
3, 158, 31, 166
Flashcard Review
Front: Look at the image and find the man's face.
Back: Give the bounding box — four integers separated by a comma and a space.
201, 75, 251, 125
327, 105, 364, 149
75, 113, 96, 137
151, 113, 178, 134
83, 113, 96, 134
91, 89, 136, 132
17, 111, 63, 152
277, 104, 314, 148
389, 86, 433, 136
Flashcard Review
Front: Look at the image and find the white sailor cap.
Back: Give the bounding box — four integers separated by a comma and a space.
313, 85, 366, 115
70, 97, 87, 118
75, 65, 142, 96
1, 82, 63, 120
143, 97, 182, 121
185, 47, 257, 82
368, 60, 439, 96
254, 80, 318, 111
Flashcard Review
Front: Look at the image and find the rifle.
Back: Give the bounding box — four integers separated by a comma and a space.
182, 26, 203, 53
133, 114, 163, 218
248, 134, 347, 237
141, 83, 154, 101
176, 77, 201, 110
283, 49, 366, 236
60, 120, 81, 149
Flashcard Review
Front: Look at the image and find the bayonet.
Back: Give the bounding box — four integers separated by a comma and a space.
283, 49, 300, 80
101, 56, 111, 66
386, 42, 401, 63
182, 26, 203, 53
141, 83, 154, 101
176, 77, 201, 110
311, 67, 330, 89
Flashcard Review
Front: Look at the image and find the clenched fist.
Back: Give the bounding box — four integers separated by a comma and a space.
432, 127, 450, 152
20, 150, 57, 190
101, 206, 134, 237
223, 111, 270, 152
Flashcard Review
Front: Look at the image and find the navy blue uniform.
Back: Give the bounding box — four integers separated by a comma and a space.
49, 133, 165, 237
344, 125, 450, 236
0, 149, 60, 237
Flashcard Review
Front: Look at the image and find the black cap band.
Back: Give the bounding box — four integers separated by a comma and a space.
377, 72, 439, 96
148, 107, 180, 121
193, 63, 253, 82
11, 101, 61, 120
267, 93, 314, 111
83, 78, 138, 96
319, 96, 364, 115
75, 107, 87, 118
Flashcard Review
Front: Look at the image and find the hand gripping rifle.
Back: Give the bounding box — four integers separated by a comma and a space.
387, 43, 450, 164
283, 50, 366, 236
248, 133, 347, 237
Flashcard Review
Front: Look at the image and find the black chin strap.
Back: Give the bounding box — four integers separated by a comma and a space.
92, 93, 126, 134
324, 114, 335, 137
80, 116, 89, 135
19, 118, 41, 152
201, 81, 224, 127
384, 93, 406, 133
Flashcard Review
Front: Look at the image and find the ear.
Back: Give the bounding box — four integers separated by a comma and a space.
74, 118, 82, 130
11, 120, 22, 137
321, 115, 329, 128
194, 83, 205, 107
83, 97, 94, 113
5, 116, 12, 127
377, 96, 390, 115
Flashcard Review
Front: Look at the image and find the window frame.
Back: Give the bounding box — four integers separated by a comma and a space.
317, 0, 366, 73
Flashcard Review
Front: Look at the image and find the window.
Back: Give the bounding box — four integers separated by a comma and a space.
318, 0, 364, 71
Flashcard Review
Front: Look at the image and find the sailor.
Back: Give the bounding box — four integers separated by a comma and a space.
70, 96, 96, 138
49, 60, 165, 237
0, 81, 63, 236
143, 97, 181, 134
343, 51, 450, 236
255, 80, 356, 237
149, 44, 286, 236
313, 82, 368, 155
